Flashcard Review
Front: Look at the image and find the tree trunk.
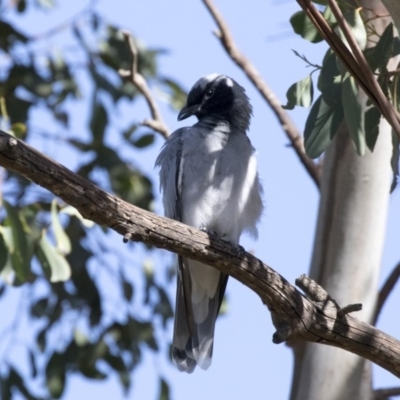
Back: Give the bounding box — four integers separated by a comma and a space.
290, 2, 395, 399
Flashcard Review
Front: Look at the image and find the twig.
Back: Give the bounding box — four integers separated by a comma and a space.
373, 261, 400, 324
374, 386, 400, 400
296, 0, 400, 140
202, 0, 321, 188
118, 31, 170, 139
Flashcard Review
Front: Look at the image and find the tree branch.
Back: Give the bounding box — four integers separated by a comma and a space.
373, 261, 400, 324
1, 129, 400, 376
201, 0, 321, 188
374, 386, 400, 400
296, 0, 400, 139
118, 31, 170, 139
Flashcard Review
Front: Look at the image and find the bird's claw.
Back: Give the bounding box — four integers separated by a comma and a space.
200, 226, 245, 257
199, 227, 218, 237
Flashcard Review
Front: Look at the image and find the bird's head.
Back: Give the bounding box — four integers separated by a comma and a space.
178, 74, 252, 131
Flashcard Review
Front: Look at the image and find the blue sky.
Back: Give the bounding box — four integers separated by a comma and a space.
2, 1, 400, 399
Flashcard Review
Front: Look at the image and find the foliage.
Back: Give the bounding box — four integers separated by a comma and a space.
0, 1, 186, 398
286, 3, 400, 166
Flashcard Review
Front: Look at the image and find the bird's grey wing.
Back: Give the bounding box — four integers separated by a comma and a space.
170, 126, 229, 372
154, 128, 186, 220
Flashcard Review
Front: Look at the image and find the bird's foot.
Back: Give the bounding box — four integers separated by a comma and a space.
199, 227, 245, 257
199, 226, 218, 237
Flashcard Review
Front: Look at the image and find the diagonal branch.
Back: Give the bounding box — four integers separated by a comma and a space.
374, 386, 400, 400
118, 31, 170, 139
373, 261, 400, 324
296, 0, 400, 139
1, 129, 400, 377
202, 0, 321, 188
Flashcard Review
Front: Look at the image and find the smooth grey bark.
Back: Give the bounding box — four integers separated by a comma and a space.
381, 0, 400, 36
290, 2, 395, 400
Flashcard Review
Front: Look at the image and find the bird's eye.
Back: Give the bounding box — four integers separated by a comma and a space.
205, 89, 214, 98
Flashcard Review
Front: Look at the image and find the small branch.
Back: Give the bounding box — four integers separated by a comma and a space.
296, 275, 362, 317
374, 386, 400, 400
118, 31, 170, 139
202, 0, 321, 188
373, 261, 400, 324
1, 129, 400, 377
296, 0, 400, 140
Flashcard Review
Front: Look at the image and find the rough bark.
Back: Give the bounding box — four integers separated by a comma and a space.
290, 2, 395, 400
1, 130, 400, 378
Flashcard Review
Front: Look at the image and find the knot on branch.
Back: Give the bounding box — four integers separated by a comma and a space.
296, 274, 362, 318
0, 136, 18, 153
272, 323, 293, 344
123, 233, 132, 243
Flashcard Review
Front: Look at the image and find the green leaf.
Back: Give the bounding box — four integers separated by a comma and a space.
89, 101, 108, 146
158, 378, 170, 400
343, 9, 367, 50
131, 133, 155, 148
122, 279, 134, 301
392, 62, 400, 112
103, 352, 127, 372
318, 50, 342, 107
282, 75, 313, 110
38, 231, 71, 282
60, 205, 94, 228
3, 201, 31, 282
51, 199, 71, 255
10, 123, 27, 139
161, 78, 187, 110
46, 352, 66, 399
0, 229, 8, 273
31, 297, 50, 318
390, 133, 399, 193
304, 95, 343, 158
290, 11, 323, 43
342, 76, 366, 156
369, 23, 394, 72
0, 21, 28, 51
365, 107, 381, 152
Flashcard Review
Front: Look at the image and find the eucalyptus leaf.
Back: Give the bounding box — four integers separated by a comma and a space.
45, 352, 66, 399
343, 9, 367, 50
90, 101, 108, 146
290, 11, 323, 43
365, 107, 381, 152
304, 95, 343, 159
390, 133, 399, 193
38, 232, 71, 282
368, 23, 394, 72
282, 75, 313, 110
0, 229, 9, 273
131, 133, 155, 148
342, 76, 366, 156
318, 50, 341, 107
51, 200, 71, 255
3, 201, 31, 282
60, 205, 94, 228
158, 378, 170, 400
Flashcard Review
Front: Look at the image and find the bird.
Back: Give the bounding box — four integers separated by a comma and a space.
155, 73, 263, 373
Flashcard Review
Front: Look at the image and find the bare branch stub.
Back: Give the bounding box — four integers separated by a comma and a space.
202, 0, 320, 188
118, 31, 170, 139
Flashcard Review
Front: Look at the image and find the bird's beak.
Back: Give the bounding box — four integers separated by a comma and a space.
177, 104, 199, 121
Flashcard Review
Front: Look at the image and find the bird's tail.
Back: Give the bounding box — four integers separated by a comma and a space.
172, 258, 228, 373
